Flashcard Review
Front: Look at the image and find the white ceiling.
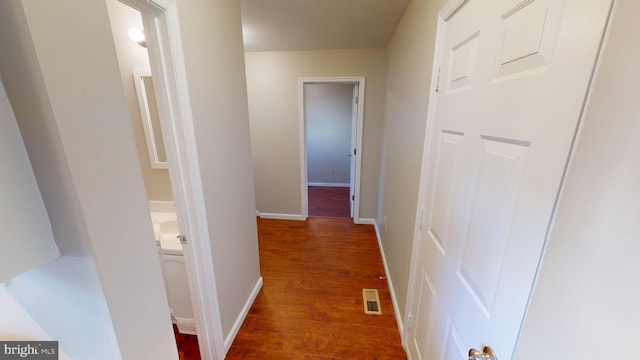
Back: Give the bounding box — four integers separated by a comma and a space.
241, 0, 411, 52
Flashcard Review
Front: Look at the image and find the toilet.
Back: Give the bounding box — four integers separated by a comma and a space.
149, 201, 196, 335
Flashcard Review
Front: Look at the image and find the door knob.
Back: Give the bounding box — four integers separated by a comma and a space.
468, 346, 498, 360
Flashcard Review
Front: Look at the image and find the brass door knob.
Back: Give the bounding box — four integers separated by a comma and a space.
468, 346, 498, 360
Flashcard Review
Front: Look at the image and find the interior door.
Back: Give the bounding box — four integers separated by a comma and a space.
349, 84, 358, 218
407, 0, 612, 359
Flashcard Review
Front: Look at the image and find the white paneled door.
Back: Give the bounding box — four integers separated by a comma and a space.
407, 0, 613, 359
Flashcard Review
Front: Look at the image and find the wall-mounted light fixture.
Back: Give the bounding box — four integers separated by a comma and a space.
128, 28, 147, 48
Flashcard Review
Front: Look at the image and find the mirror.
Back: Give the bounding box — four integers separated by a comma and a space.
133, 68, 168, 169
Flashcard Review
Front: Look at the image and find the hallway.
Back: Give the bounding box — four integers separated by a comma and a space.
225, 217, 406, 359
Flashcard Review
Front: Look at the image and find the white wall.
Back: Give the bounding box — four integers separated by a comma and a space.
0, 79, 59, 283
0, 1, 177, 359
106, 0, 173, 202
0, 285, 71, 359
515, 1, 640, 358
305, 83, 354, 185
245, 49, 386, 218
377, 0, 448, 319
175, 0, 262, 342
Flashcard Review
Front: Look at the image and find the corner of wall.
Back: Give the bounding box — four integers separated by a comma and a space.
223, 277, 263, 353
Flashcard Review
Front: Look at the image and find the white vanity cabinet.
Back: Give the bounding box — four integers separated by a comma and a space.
149, 202, 196, 335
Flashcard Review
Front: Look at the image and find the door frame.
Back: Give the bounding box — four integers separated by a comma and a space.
298, 77, 366, 222
349, 85, 359, 218
119, 1, 225, 359
402, 4, 448, 349
403, 0, 615, 353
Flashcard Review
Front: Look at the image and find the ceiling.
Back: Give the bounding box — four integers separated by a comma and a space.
240, 0, 411, 52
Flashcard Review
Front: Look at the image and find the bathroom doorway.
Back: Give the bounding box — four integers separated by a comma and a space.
108, 1, 206, 358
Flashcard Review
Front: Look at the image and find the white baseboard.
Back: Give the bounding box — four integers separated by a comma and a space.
374, 221, 404, 337
258, 212, 306, 221
355, 218, 376, 225
308, 182, 350, 187
148, 200, 176, 212
176, 316, 197, 335
224, 276, 263, 353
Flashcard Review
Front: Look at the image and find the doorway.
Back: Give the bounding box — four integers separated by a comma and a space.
112, 0, 226, 359
299, 77, 365, 222
305, 83, 355, 218
108, 1, 201, 357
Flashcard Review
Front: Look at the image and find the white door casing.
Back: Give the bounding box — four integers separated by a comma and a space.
298, 77, 366, 222
349, 84, 359, 218
406, 0, 613, 359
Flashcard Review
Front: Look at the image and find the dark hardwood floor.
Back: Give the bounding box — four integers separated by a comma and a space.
174, 325, 200, 360
226, 218, 406, 359
308, 186, 351, 218
175, 217, 406, 359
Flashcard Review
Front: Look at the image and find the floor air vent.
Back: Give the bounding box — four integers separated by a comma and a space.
362, 289, 382, 315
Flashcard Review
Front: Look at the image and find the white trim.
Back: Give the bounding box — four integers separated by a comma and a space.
148, 200, 176, 213
132, 67, 168, 169
124, 0, 167, 15
257, 212, 306, 221
298, 77, 366, 224
223, 277, 263, 353
374, 221, 404, 337
298, 81, 308, 220
355, 218, 376, 225
308, 182, 350, 188
149, 0, 174, 10
120, 1, 226, 358
403, 9, 448, 349
349, 85, 358, 218
176, 317, 197, 336
440, 0, 469, 21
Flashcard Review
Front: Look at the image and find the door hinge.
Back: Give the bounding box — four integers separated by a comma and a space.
355, 96, 359, 105
407, 314, 414, 330
177, 234, 187, 244
435, 66, 441, 93
419, 207, 424, 230
353, 148, 357, 155
352, 195, 355, 201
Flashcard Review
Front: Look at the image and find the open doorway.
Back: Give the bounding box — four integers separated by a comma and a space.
305, 83, 355, 218
299, 77, 365, 222
107, 0, 253, 358
107, 1, 205, 358
131, 68, 198, 337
